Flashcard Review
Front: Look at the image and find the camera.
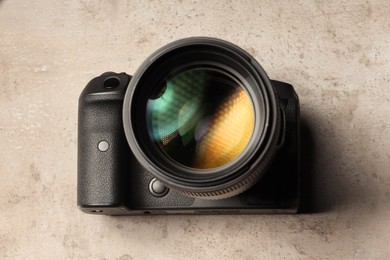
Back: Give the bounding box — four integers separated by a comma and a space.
77, 37, 300, 215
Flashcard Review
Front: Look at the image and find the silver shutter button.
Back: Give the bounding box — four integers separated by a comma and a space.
149, 178, 169, 197
98, 141, 109, 152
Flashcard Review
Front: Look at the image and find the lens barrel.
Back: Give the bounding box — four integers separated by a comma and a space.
123, 37, 281, 199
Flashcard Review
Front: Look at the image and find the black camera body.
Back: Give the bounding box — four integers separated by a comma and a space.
77, 38, 300, 215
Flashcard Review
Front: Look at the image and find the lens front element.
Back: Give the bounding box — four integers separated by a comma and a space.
147, 67, 255, 170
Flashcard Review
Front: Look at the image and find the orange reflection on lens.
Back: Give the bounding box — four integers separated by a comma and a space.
195, 88, 254, 169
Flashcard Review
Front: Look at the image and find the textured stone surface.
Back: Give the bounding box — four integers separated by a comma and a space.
1, 0, 389, 259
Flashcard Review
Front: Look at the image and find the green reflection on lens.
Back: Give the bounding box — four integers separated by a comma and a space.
147, 69, 208, 145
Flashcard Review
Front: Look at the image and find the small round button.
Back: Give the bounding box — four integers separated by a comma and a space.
149, 178, 169, 197
98, 141, 109, 152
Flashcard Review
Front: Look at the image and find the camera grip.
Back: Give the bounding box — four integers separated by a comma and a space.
77, 73, 131, 214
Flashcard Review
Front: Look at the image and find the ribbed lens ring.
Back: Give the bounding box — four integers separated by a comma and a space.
123, 37, 281, 199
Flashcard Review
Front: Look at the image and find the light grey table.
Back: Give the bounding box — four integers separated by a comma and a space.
1, 0, 389, 258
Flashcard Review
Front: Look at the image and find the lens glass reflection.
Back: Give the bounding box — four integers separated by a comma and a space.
146, 67, 254, 170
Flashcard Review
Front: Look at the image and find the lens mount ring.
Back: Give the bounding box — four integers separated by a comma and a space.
123, 37, 281, 199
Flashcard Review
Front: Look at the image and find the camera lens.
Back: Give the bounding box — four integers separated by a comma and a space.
147, 67, 254, 170
123, 38, 281, 199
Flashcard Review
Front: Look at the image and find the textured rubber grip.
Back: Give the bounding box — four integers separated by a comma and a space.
77, 73, 131, 212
